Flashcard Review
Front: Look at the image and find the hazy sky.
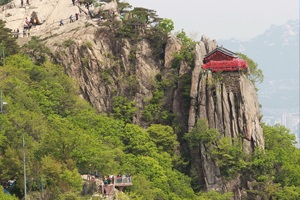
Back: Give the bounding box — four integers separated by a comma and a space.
125, 0, 299, 41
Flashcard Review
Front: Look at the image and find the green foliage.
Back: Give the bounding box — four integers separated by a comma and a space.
172, 30, 196, 68
117, 1, 132, 14
129, 174, 154, 200
157, 18, 174, 33
23, 36, 50, 65
63, 39, 75, 48
184, 119, 219, 147
40, 156, 82, 197
0, 186, 18, 200
263, 124, 300, 186
196, 190, 233, 200
146, 124, 178, 154
178, 73, 192, 108
185, 119, 246, 180
238, 53, 264, 87
242, 124, 300, 198
129, 7, 159, 25
0, 0, 12, 5
121, 124, 156, 155
211, 137, 246, 178
143, 75, 175, 125
0, 20, 20, 65
112, 96, 137, 123
145, 27, 168, 60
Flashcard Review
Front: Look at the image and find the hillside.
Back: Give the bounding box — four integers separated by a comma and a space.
0, 1, 300, 200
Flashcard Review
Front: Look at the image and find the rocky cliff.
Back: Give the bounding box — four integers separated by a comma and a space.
1, 0, 264, 198
188, 38, 264, 196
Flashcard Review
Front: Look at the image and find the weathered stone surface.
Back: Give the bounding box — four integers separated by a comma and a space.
215, 82, 224, 132
207, 72, 215, 128
229, 92, 239, 138
201, 144, 222, 191
239, 74, 264, 151
188, 36, 264, 196
201, 35, 218, 53
164, 34, 181, 69
222, 83, 232, 138
188, 42, 205, 131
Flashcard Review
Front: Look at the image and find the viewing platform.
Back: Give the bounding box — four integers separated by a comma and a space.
82, 174, 132, 197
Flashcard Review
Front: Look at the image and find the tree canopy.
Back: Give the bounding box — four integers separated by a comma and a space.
0, 20, 19, 65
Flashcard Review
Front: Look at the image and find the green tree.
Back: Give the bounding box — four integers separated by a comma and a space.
146, 124, 178, 154
157, 18, 174, 33
112, 96, 137, 123
263, 124, 300, 186
211, 137, 246, 179
173, 30, 196, 68
129, 7, 159, 25
0, 186, 18, 200
0, 20, 19, 65
197, 190, 233, 200
245, 124, 300, 198
238, 53, 264, 87
184, 119, 219, 147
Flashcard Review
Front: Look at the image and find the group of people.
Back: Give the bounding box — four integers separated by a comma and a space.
59, 13, 79, 26
86, 172, 132, 185
12, 29, 20, 38
22, 16, 40, 37
102, 174, 132, 185
20, 0, 29, 7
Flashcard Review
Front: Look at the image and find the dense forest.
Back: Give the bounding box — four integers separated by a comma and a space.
0, 2, 299, 199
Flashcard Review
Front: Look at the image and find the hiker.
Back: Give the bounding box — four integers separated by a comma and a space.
16, 28, 19, 38
94, 171, 99, 178
23, 28, 26, 37
35, 17, 39, 25
75, 13, 79, 20
21, 0, 23, 7
26, 0, 29, 4
69, 15, 73, 23
59, 19, 64, 26
72, 0, 75, 6
25, 17, 29, 25
30, 17, 34, 25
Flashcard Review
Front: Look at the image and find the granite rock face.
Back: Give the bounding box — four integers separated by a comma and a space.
187, 37, 264, 197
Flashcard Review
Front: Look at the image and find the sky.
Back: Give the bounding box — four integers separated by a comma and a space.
125, 0, 299, 41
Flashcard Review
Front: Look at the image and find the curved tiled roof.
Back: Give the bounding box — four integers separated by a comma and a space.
204, 46, 238, 59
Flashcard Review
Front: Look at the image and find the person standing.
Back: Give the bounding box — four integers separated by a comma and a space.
69, 15, 74, 23
16, 28, 19, 38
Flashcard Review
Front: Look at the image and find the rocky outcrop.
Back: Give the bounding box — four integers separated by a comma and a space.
187, 37, 264, 197
43, 22, 264, 197
1, 1, 265, 198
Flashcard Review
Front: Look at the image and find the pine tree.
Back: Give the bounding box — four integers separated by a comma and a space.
0, 20, 20, 65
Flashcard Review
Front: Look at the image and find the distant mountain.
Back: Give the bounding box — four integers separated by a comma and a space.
219, 19, 299, 124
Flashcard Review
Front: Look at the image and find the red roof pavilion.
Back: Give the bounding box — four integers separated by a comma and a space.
202, 47, 248, 72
